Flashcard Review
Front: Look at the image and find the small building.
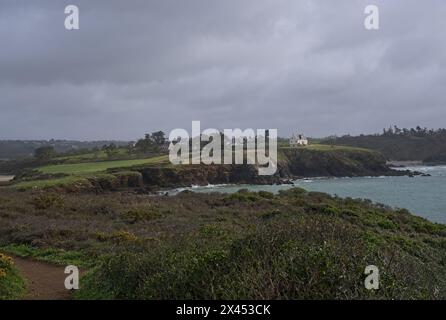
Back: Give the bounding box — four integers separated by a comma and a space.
290, 133, 308, 148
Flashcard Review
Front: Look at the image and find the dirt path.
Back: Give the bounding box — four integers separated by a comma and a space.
9, 255, 73, 300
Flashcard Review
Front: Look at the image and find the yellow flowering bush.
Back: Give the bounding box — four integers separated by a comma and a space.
0, 253, 14, 266
0, 253, 14, 279
0, 253, 25, 299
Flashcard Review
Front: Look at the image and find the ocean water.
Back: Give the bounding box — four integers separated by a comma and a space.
180, 166, 446, 224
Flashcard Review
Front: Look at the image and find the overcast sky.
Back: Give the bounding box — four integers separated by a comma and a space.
1, 0, 445, 140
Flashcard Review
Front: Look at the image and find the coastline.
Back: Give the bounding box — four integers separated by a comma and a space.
387, 160, 423, 167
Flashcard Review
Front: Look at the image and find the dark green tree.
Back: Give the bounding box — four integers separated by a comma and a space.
34, 146, 56, 160
135, 135, 155, 153
151, 131, 166, 147
102, 143, 118, 158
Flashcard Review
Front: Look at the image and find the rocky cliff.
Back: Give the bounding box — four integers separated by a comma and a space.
100, 147, 411, 191
278, 147, 404, 177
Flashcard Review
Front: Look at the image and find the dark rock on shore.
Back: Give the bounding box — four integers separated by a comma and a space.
135, 164, 282, 189
279, 147, 407, 178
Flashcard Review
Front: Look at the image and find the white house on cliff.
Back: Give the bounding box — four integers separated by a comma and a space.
290, 133, 308, 148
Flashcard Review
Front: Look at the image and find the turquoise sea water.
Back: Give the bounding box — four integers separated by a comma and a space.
179, 166, 446, 224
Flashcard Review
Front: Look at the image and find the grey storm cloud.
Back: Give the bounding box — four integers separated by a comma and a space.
1, 0, 446, 140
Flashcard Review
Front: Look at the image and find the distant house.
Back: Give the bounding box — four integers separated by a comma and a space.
290, 133, 308, 148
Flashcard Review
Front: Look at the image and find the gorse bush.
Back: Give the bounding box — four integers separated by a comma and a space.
0, 253, 13, 278
96, 230, 140, 244
121, 207, 161, 223
0, 253, 25, 300
31, 193, 64, 210
2, 188, 446, 300
79, 215, 446, 300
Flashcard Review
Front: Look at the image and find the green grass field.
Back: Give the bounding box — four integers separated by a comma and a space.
10, 155, 169, 190
37, 155, 169, 174
54, 148, 130, 163
280, 144, 372, 152
13, 175, 90, 190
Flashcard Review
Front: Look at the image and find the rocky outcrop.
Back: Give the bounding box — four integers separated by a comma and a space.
133, 165, 282, 189
280, 148, 404, 177
102, 148, 410, 190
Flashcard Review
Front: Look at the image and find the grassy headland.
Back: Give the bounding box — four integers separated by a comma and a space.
5, 144, 413, 192
278, 144, 403, 177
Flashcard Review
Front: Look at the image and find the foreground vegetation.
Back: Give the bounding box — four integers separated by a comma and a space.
0, 188, 445, 299
0, 253, 25, 300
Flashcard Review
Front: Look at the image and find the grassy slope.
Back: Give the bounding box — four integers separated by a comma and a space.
0, 244, 92, 268
278, 144, 392, 177
38, 155, 169, 174
283, 144, 372, 152
53, 149, 129, 163
320, 135, 446, 161
11, 155, 169, 190
277, 144, 374, 159
77, 189, 446, 299
13, 175, 90, 190
0, 188, 445, 299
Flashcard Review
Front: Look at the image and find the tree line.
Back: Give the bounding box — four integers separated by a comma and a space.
34, 131, 168, 161
381, 126, 446, 137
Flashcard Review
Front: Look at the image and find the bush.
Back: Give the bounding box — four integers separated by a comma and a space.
95, 231, 139, 244
278, 187, 307, 197
78, 216, 446, 299
224, 190, 260, 203
121, 207, 161, 223
0, 253, 25, 299
31, 193, 64, 210
258, 191, 274, 199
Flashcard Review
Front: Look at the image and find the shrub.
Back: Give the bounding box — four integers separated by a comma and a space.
110, 231, 139, 243
258, 191, 274, 199
199, 224, 227, 238
278, 187, 307, 197
260, 209, 282, 220
79, 216, 446, 299
31, 193, 64, 210
224, 191, 260, 203
121, 207, 161, 223
0, 253, 25, 300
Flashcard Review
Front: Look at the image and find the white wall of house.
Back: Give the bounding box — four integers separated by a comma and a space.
289, 134, 308, 147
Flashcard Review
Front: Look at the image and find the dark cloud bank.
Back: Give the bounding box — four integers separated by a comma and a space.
1, 0, 445, 140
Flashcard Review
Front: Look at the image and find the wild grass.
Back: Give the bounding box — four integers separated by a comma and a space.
0, 244, 92, 268
1, 187, 446, 299
280, 144, 372, 152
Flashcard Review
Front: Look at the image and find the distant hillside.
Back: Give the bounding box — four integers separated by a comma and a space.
0, 140, 130, 160
320, 127, 446, 162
